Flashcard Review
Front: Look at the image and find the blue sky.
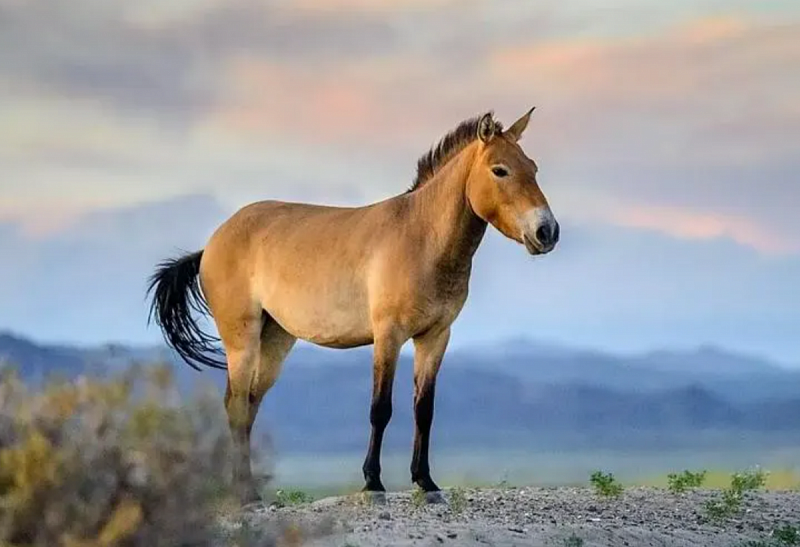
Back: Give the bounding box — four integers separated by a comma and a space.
0, 0, 798, 363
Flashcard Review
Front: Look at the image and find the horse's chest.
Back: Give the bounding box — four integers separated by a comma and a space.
409, 270, 470, 327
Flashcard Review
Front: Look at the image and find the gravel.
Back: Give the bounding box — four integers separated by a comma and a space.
217, 486, 800, 546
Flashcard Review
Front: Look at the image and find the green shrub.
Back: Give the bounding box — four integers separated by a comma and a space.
0, 363, 288, 546
273, 489, 314, 507
589, 470, 623, 499
448, 486, 467, 515
739, 524, 800, 546
704, 468, 768, 522
667, 469, 707, 494
773, 524, 800, 545
563, 533, 585, 547
731, 468, 768, 492
410, 486, 427, 509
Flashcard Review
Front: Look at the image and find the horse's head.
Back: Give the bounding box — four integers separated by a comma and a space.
466, 108, 559, 255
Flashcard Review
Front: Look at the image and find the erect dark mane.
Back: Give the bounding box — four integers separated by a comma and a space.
407, 111, 503, 193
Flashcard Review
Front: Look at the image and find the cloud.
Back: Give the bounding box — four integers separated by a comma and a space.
608, 206, 799, 255
0, 0, 797, 257
0, 0, 405, 124
486, 16, 800, 254
290, 0, 459, 13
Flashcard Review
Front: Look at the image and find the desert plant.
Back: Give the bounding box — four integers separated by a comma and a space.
704, 468, 769, 521
410, 486, 427, 509
0, 363, 292, 547
772, 524, 800, 545
731, 468, 768, 492
448, 486, 467, 515
739, 524, 800, 546
705, 489, 745, 521
589, 470, 623, 499
667, 469, 707, 494
563, 533, 585, 547
273, 489, 314, 507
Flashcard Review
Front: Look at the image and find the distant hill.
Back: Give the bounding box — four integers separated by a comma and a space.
2, 331, 799, 453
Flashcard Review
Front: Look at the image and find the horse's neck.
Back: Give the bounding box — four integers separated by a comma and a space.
409, 151, 487, 272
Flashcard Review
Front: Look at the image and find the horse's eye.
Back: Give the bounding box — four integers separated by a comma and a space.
491, 166, 509, 178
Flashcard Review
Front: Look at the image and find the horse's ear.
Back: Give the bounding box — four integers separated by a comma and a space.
477, 112, 497, 143
505, 106, 536, 142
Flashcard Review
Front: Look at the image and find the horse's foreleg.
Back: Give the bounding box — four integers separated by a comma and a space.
410, 326, 450, 493
361, 329, 403, 493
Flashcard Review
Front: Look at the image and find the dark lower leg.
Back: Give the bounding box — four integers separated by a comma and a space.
411, 379, 440, 492
362, 391, 392, 491
361, 336, 400, 493
410, 327, 449, 494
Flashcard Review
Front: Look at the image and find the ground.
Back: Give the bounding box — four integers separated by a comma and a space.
216, 486, 800, 546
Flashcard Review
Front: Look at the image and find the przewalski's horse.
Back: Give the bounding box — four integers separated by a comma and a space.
147, 108, 559, 504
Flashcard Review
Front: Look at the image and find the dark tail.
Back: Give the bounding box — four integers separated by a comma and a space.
146, 250, 227, 371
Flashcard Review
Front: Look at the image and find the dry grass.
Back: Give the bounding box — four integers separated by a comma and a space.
0, 362, 296, 547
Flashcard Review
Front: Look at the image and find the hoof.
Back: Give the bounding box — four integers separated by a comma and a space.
361, 490, 387, 505
424, 491, 446, 505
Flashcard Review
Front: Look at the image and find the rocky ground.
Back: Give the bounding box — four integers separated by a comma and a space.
217, 487, 800, 546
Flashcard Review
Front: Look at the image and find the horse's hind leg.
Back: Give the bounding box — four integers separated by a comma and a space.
223, 311, 295, 504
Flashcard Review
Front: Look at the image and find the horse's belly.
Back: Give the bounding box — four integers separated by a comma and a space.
261, 284, 374, 348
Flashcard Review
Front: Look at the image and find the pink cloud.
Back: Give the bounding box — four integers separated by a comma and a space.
207, 15, 800, 160
196, 14, 800, 255
291, 0, 457, 12
610, 205, 798, 255
0, 205, 84, 239
489, 16, 799, 122
203, 56, 455, 150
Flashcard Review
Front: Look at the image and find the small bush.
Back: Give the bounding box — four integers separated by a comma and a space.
563, 533, 585, 547
0, 363, 287, 546
667, 469, 707, 494
731, 468, 768, 492
448, 486, 467, 515
705, 489, 745, 521
589, 471, 623, 499
410, 486, 427, 509
704, 468, 768, 522
740, 524, 800, 546
273, 489, 314, 507
773, 524, 800, 545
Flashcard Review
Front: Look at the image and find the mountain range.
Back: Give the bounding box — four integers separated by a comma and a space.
2, 330, 799, 454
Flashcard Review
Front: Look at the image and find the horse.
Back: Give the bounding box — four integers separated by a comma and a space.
147, 108, 560, 504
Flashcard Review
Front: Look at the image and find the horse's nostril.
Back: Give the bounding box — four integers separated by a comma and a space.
535, 224, 552, 246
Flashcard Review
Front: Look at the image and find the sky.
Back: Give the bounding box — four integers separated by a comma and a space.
1, 0, 798, 364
